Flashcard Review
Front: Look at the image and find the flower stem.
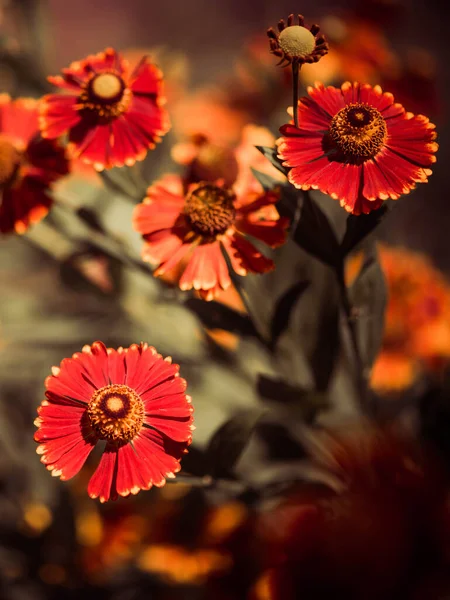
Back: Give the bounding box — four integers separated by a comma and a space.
292, 62, 299, 128
337, 266, 369, 412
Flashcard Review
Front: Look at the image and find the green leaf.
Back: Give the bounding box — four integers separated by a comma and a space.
340, 205, 389, 256
206, 409, 265, 478
255, 145, 289, 176
349, 247, 387, 369
269, 280, 309, 351
288, 189, 340, 267
251, 168, 282, 192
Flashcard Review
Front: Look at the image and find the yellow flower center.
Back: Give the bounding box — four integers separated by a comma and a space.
79, 72, 130, 119
278, 26, 316, 58
90, 73, 124, 101
329, 103, 387, 160
87, 384, 145, 445
0, 135, 22, 187
184, 183, 236, 238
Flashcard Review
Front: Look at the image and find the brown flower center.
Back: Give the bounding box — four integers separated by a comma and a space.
87, 384, 145, 445
184, 183, 236, 237
0, 135, 22, 188
329, 103, 387, 160
79, 72, 130, 119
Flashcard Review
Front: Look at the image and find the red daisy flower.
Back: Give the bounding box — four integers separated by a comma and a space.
132, 175, 289, 300
34, 341, 194, 502
39, 48, 170, 170
0, 95, 69, 234
277, 81, 438, 214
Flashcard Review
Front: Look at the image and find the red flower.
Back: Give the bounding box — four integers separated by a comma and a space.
34, 341, 193, 502
277, 82, 438, 214
39, 48, 170, 170
0, 95, 69, 234
132, 175, 289, 300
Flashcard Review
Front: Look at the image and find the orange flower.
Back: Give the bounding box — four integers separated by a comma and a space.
277, 82, 438, 214
0, 95, 69, 234
133, 175, 289, 300
40, 48, 170, 170
370, 245, 450, 393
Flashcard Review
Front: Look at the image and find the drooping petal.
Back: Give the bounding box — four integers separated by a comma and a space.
179, 242, 231, 296
129, 59, 164, 96
222, 232, 274, 276
236, 215, 289, 247
68, 122, 112, 170
88, 445, 118, 503
39, 95, 82, 139
35, 412, 96, 481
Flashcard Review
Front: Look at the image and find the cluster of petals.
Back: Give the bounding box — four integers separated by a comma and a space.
277, 81, 438, 215
252, 424, 448, 599
133, 175, 289, 300
368, 246, 450, 393
34, 341, 193, 502
39, 48, 170, 170
0, 95, 69, 234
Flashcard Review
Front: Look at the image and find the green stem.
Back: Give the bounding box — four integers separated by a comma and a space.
337, 265, 369, 411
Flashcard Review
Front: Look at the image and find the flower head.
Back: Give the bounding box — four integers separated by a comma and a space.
34, 341, 194, 502
133, 175, 289, 300
267, 14, 328, 68
369, 245, 450, 393
277, 82, 438, 214
0, 95, 69, 234
254, 424, 448, 599
39, 48, 170, 170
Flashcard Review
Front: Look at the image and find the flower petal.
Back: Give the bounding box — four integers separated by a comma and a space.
222, 232, 274, 276
88, 445, 118, 503
179, 242, 231, 296
39, 95, 82, 139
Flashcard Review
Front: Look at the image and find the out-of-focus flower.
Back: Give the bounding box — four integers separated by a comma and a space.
0, 95, 69, 234
34, 341, 194, 502
370, 246, 450, 393
171, 88, 249, 147
253, 424, 449, 599
172, 124, 285, 193
133, 175, 288, 300
277, 82, 438, 214
39, 48, 170, 170
138, 544, 232, 585
300, 17, 398, 87
267, 14, 328, 68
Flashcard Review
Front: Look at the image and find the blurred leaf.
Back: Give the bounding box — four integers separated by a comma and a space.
76, 207, 106, 233
185, 297, 258, 337
99, 166, 146, 201
349, 247, 387, 369
288, 189, 340, 267
269, 280, 309, 351
255, 145, 289, 175
251, 168, 281, 192
340, 205, 389, 256
206, 409, 265, 478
